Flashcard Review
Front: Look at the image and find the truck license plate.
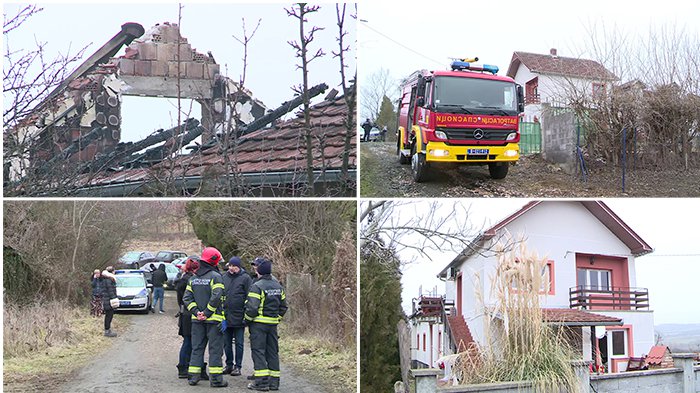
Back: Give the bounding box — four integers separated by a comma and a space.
120, 301, 130, 306
468, 149, 489, 155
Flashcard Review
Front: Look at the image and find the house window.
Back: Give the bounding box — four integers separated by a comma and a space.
417, 334, 420, 349
611, 330, 627, 356
577, 268, 611, 291
423, 333, 426, 352
592, 83, 606, 99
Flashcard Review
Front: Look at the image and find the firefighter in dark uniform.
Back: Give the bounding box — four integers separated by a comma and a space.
183, 247, 228, 388
245, 257, 288, 391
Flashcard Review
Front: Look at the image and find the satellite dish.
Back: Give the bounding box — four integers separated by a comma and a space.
595, 326, 607, 339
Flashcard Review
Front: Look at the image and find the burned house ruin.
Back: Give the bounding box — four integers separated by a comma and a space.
5, 22, 356, 197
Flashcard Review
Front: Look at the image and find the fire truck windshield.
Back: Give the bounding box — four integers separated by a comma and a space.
433, 76, 517, 115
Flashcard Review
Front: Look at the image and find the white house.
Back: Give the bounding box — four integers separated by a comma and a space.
433, 200, 655, 374
506, 49, 617, 124
409, 294, 447, 369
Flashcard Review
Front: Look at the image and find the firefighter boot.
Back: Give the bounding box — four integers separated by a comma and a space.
187, 373, 200, 386
210, 374, 229, 388
247, 377, 270, 391
200, 362, 210, 380
104, 329, 117, 337
176, 364, 188, 379
269, 376, 280, 391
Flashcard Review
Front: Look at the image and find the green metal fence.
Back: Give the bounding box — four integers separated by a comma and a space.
520, 122, 542, 154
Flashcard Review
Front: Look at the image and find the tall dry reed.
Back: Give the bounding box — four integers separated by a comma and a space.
456, 240, 580, 393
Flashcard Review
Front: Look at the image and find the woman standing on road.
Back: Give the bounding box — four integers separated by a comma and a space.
90, 269, 104, 317
175, 257, 200, 379
101, 266, 118, 337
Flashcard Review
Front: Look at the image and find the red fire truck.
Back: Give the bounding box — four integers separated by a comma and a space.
396, 59, 524, 181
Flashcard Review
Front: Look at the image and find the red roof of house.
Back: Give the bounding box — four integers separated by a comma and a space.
506, 51, 617, 81
481, 201, 652, 256
541, 308, 622, 326
438, 200, 653, 278
645, 345, 670, 365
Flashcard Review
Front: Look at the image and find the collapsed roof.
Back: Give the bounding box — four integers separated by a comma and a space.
5, 22, 356, 196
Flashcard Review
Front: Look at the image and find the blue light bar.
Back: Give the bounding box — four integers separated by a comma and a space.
450, 60, 472, 70
483, 64, 499, 74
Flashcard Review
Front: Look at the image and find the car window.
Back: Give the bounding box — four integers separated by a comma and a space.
166, 264, 178, 274
116, 276, 146, 288
156, 252, 169, 259
175, 253, 187, 259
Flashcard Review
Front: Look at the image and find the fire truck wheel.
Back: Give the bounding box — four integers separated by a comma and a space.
411, 146, 430, 182
398, 141, 410, 165
488, 162, 509, 179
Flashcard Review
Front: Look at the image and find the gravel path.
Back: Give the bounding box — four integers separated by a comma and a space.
61, 291, 326, 392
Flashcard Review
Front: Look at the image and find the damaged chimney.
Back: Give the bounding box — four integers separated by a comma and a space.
550, 48, 558, 57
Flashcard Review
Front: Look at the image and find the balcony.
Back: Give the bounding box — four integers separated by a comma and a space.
569, 286, 649, 310
525, 93, 541, 105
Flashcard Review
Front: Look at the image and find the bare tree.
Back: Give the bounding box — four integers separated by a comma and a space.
361, 67, 398, 120
556, 21, 700, 170
3, 6, 88, 193
287, 3, 326, 194
360, 200, 512, 267
333, 3, 357, 185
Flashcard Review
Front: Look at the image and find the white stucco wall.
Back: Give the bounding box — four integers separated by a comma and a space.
597, 310, 656, 359
410, 319, 444, 368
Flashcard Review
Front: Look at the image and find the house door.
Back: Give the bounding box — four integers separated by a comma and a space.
456, 273, 463, 316
598, 327, 632, 373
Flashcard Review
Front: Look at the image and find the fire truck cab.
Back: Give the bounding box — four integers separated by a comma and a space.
396, 59, 524, 182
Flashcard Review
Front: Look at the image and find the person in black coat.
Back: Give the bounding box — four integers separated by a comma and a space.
151, 264, 167, 313
100, 266, 118, 337
222, 257, 252, 376
175, 257, 201, 379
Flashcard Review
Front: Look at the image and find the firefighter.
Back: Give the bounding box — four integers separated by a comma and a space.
245, 257, 288, 391
183, 247, 228, 388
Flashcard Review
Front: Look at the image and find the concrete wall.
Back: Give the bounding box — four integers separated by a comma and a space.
591, 368, 683, 393
541, 107, 576, 167
412, 355, 699, 393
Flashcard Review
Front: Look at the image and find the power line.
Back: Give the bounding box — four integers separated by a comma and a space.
361, 21, 444, 67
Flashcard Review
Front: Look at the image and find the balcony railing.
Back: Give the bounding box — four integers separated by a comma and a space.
525, 93, 541, 104
569, 286, 649, 310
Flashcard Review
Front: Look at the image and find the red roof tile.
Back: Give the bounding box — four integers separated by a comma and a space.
507, 51, 617, 81
542, 308, 622, 326
645, 345, 669, 365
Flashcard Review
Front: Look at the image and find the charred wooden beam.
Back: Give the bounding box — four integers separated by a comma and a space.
47, 125, 110, 166
87, 118, 199, 171
236, 82, 328, 138
196, 83, 329, 151
120, 125, 204, 167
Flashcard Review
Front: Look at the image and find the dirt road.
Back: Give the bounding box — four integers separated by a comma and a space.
360, 141, 700, 197
60, 291, 326, 392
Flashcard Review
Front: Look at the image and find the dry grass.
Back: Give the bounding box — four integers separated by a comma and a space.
456, 241, 580, 393
278, 325, 356, 393
3, 301, 129, 391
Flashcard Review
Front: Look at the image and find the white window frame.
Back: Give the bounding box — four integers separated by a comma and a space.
578, 268, 611, 291
607, 329, 629, 359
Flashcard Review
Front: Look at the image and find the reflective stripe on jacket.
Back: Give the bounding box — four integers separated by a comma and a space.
183, 263, 225, 323
244, 275, 287, 325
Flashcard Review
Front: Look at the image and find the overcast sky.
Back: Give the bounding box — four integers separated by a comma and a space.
399, 199, 700, 325
3, 2, 356, 142
358, 0, 700, 117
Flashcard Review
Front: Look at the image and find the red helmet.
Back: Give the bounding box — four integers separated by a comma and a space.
201, 247, 222, 266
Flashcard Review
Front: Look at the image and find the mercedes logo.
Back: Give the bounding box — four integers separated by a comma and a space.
473, 129, 484, 139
